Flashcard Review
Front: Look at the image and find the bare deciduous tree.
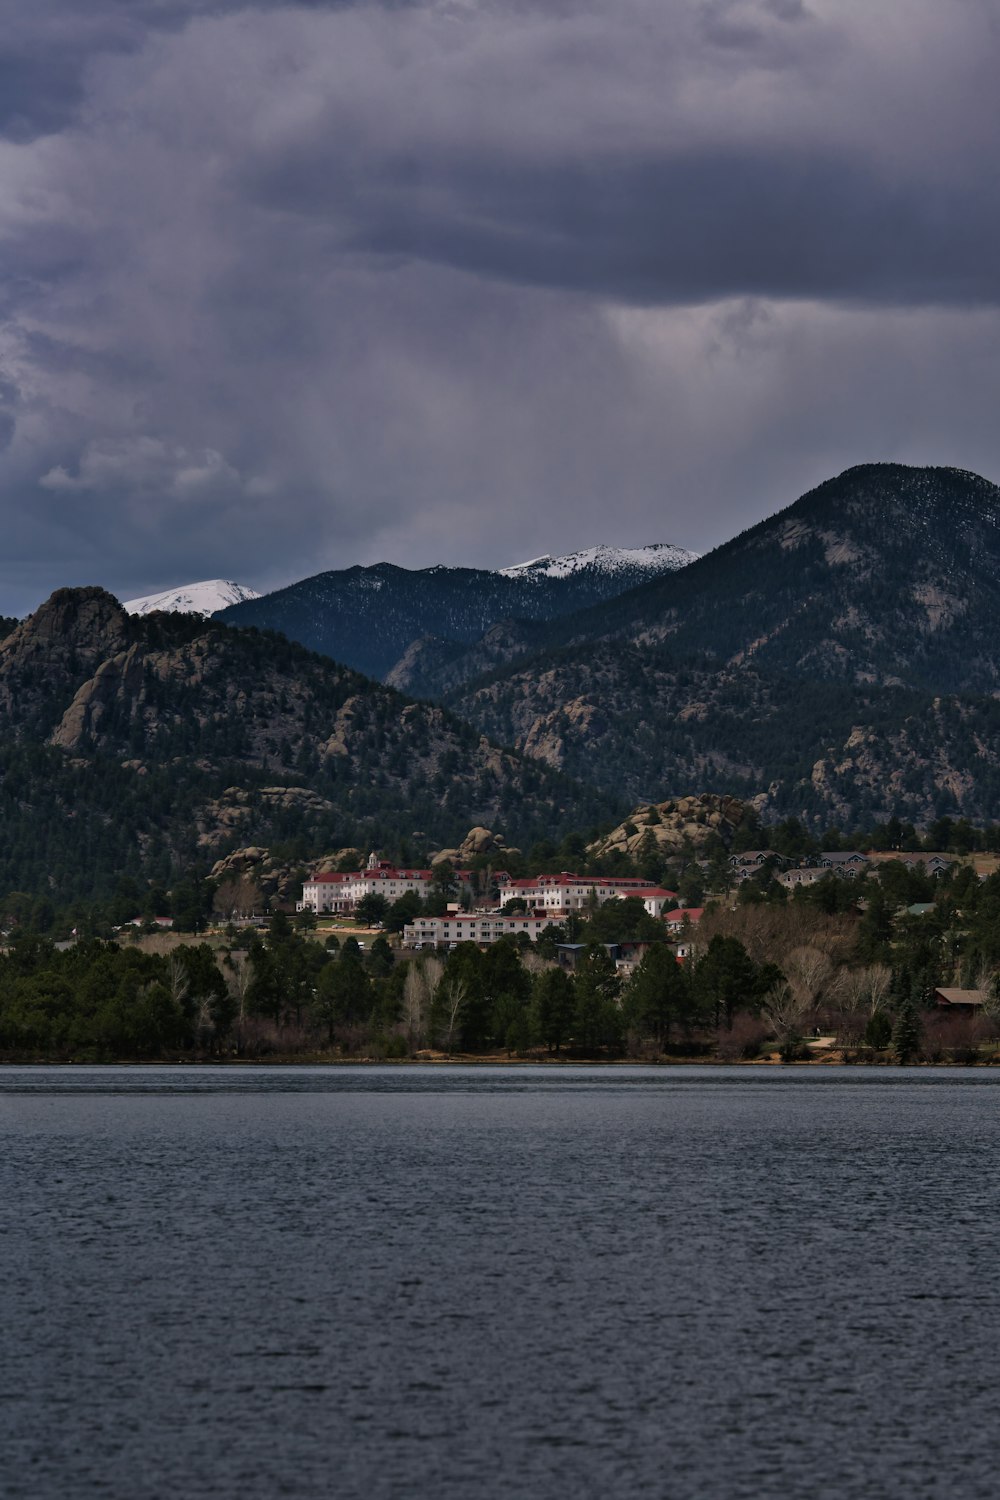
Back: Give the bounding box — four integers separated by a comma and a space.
226, 950, 254, 1026
402, 955, 442, 1049
833, 963, 892, 1016
434, 970, 469, 1052
784, 945, 833, 1009
698, 902, 857, 971
213, 874, 264, 922
761, 981, 809, 1053
828, 963, 892, 1049
972, 964, 1000, 1039
168, 954, 189, 1009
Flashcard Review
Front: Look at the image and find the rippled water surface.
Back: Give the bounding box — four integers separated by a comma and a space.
3, 1065, 1000, 1498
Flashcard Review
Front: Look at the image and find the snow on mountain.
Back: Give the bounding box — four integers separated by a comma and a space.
122, 580, 261, 616
499, 543, 698, 581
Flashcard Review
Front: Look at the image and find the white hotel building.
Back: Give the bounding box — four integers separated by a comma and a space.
499, 873, 677, 920
403, 913, 554, 948
298, 854, 472, 915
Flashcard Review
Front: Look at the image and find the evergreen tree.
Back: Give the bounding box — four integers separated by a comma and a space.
858, 887, 893, 962
624, 945, 694, 1049
314, 951, 373, 1038
892, 996, 922, 1064
572, 945, 623, 1054
355, 892, 389, 927
531, 967, 576, 1053
694, 935, 758, 1030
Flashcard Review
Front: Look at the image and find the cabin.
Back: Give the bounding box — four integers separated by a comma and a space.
933, 988, 986, 1012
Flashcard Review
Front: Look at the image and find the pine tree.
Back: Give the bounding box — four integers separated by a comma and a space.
892, 996, 922, 1064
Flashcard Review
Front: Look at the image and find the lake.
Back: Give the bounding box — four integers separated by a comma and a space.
2, 1065, 999, 1498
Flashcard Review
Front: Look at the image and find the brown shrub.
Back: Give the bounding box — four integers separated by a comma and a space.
922, 1011, 986, 1063
716, 1011, 770, 1061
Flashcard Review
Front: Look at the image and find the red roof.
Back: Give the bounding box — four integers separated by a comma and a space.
664, 907, 704, 924
308, 867, 435, 884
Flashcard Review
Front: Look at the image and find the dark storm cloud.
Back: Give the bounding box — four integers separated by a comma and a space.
1, 0, 999, 615
256, 142, 999, 307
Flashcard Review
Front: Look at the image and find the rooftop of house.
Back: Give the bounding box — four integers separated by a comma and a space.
935, 987, 986, 1007
866, 851, 956, 867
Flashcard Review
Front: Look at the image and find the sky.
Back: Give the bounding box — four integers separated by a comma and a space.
1, 0, 999, 616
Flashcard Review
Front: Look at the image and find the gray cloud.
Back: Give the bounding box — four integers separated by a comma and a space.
0, 0, 998, 615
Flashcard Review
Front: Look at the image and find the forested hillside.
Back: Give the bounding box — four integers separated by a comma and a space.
0, 590, 613, 906
432, 466, 1000, 827
8, 464, 1000, 914
534, 465, 1000, 693
450, 639, 1000, 826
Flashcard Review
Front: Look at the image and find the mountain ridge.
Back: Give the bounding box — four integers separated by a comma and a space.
442, 464, 1000, 826
0, 588, 613, 905
525, 464, 1000, 693
123, 579, 261, 616
216, 545, 695, 682
498, 542, 698, 581
8, 463, 1000, 906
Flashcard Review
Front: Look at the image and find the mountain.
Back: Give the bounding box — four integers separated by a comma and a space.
450, 638, 1000, 827
10, 463, 1000, 913
216, 545, 694, 683
0, 589, 612, 907
123, 580, 261, 616
499, 543, 697, 582
526, 465, 1000, 694
446, 465, 1000, 827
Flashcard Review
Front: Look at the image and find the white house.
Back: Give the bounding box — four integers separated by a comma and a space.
403, 913, 554, 948
778, 868, 828, 890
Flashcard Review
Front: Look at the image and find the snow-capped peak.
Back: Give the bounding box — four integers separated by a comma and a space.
499, 543, 698, 581
122, 580, 261, 616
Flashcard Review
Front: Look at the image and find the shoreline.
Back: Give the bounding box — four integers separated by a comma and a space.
4, 1050, 999, 1068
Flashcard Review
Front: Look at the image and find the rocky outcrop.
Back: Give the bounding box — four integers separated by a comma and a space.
197, 785, 337, 848
2, 586, 132, 666
522, 698, 608, 770
208, 843, 380, 907
589, 794, 747, 859
208, 846, 300, 907
384, 636, 467, 694
430, 826, 521, 866
385, 620, 544, 700
0, 587, 135, 727
51, 643, 147, 749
